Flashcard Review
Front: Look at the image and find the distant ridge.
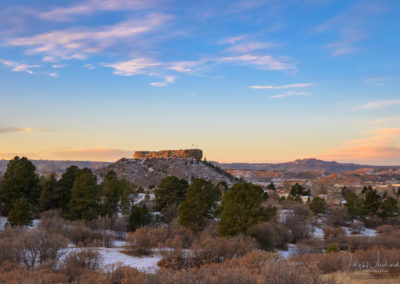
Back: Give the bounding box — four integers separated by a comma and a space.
214, 158, 400, 174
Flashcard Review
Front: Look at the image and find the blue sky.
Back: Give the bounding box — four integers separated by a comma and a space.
0, 0, 399, 164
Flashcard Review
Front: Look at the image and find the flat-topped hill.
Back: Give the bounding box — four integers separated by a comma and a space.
134, 149, 203, 160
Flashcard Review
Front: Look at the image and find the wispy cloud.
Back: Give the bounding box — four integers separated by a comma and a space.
83, 64, 95, 70
150, 76, 176, 87
38, 0, 158, 21
370, 116, 400, 125
220, 54, 295, 71
168, 60, 204, 73
225, 41, 278, 53
0, 127, 34, 133
318, 128, 400, 165
249, 83, 313, 89
104, 57, 160, 76
270, 91, 308, 99
8, 14, 168, 61
0, 58, 39, 74
53, 147, 132, 161
350, 99, 400, 111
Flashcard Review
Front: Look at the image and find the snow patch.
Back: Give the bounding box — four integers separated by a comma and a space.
61, 247, 162, 274
278, 244, 297, 259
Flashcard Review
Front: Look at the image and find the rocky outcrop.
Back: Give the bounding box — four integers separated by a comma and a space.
96, 157, 236, 188
134, 149, 203, 160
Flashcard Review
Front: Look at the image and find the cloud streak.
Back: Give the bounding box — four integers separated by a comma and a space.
104, 58, 160, 76
38, 0, 158, 21
0, 127, 34, 133
220, 54, 295, 71
8, 14, 168, 61
0, 58, 39, 74
350, 99, 400, 111
250, 83, 313, 89
270, 91, 309, 99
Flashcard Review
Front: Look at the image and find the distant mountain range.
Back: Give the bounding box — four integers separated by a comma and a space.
1, 158, 399, 178
215, 158, 400, 174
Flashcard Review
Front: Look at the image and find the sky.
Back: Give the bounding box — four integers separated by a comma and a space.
0, 0, 399, 165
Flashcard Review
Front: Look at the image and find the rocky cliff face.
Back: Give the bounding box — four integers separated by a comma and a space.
134, 149, 203, 160
96, 157, 235, 188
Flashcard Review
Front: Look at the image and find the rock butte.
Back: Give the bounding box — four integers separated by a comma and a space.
134, 149, 203, 160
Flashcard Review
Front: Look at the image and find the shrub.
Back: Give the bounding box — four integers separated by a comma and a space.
326, 242, 340, 253
62, 249, 102, 281
284, 204, 312, 242
106, 265, 147, 284
247, 222, 291, 251
323, 227, 347, 250
325, 206, 348, 227
191, 235, 258, 264
346, 236, 373, 251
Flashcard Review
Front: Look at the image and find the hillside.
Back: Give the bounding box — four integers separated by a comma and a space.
96, 158, 237, 188
216, 158, 400, 174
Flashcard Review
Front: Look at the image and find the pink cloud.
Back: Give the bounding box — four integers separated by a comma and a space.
318, 128, 400, 165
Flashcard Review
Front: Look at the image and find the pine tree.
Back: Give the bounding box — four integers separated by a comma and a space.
154, 176, 188, 211
380, 197, 399, 218
178, 178, 220, 234
344, 192, 363, 221
39, 173, 61, 212
68, 169, 101, 221
362, 188, 381, 215
128, 205, 151, 231
218, 182, 276, 236
266, 182, 276, 191
101, 170, 124, 217
8, 198, 33, 227
0, 156, 40, 215
309, 197, 326, 215
58, 166, 80, 214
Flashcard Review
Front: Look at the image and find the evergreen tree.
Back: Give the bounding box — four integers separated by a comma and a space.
218, 182, 276, 236
128, 205, 151, 231
380, 197, 399, 218
101, 170, 124, 217
120, 180, 137, 215
178, 178, 220, 234
290, 183, 310, 197
58, 166, 80, 214
344, 192, 363, 221
68, 169, 101, 221
0, 156, 40, 215
309, 197, 326, 215
362, 188, 381, 215
39, 173, 61, 212
8, 198, 33, 227
266, 182, 276, 191
154, 176, 188, 211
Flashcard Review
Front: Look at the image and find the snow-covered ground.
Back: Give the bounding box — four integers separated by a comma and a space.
134, 193, 155, 204
0, 217, 7, 231
60, 247, 162, 274
311, 224, 376, 239
312, 226, 324, 238
278, 244, 297, 259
